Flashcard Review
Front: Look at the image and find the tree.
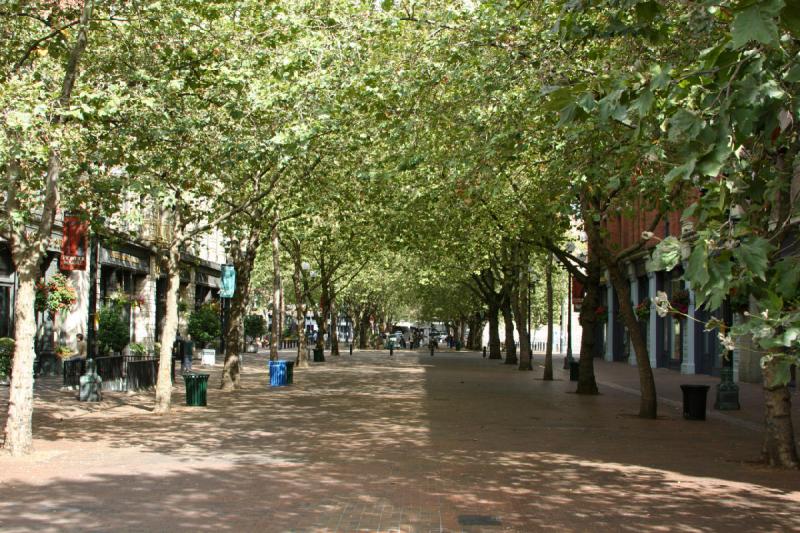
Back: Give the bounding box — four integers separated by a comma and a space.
2, 0, 96, 456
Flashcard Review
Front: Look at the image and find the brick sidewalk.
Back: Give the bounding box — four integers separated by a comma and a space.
0, 349, 798, 532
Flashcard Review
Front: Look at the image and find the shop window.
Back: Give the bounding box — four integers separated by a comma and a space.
0, 285, 12, 338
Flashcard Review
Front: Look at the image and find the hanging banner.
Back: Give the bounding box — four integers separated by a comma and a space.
220, 264, 236, 298
59, 213, 88, 271
572, 278, 585, 311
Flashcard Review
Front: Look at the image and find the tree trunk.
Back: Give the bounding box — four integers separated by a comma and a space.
269, 224, 281, 361
358, 312, 369, 349
502, 297, 517, 364
330, 294, 340, 356
576, 261, 601, 395
487, 303, 502, 359
761, 357, 800, 468
220, 232, 260, 390
607, 261, 657, 418
288, 241, 309, 368
154, 243, 181, 414
3, 264, 37, 455
543, 252, 554, 381
515, 263, 532, 371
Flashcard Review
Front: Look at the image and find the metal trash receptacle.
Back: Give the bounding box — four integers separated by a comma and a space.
183, 372, 209, 406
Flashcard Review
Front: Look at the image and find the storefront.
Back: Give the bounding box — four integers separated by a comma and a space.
99, 243, 150, 343
0, 246, 15, 339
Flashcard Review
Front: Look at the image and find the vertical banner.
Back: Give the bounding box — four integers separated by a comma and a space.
220, 264, 236, 298
572, 278, 585, 311
59, 213, 88, 271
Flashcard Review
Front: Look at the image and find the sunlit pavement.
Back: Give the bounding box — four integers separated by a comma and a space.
1, 349, 798, 532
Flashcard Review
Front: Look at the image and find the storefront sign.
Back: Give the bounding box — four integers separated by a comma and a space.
60, 214, 88, 271
99, 244, 150, 273
220, 265, 235, 298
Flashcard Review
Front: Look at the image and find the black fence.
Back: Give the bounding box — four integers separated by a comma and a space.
62, 355, 173, 392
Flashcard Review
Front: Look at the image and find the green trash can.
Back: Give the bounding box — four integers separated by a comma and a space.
313, 348, 325, 362
286, 361, 294, 384
183, 372, 209, 406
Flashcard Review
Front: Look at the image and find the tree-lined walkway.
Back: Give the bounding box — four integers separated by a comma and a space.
1, 351, 798, 532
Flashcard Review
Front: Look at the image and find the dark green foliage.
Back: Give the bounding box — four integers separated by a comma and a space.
188, 303, 221, 347
98, 303, 130, 355
0, 337, 14, 378
244, 314, 267, 340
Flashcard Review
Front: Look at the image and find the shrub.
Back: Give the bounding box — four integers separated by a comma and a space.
187, 303, 221, 347
129, 343, 148, 356
98, 303, 130, 354
244, 314, 267, 341
0, 337, 14, 379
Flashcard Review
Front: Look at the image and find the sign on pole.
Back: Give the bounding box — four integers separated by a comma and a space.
220, 264, 236, 298
60, 213, 88, 271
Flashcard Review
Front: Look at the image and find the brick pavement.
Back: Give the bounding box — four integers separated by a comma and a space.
0, 349, 798, 532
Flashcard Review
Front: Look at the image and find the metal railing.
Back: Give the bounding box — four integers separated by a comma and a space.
62, 355, 172, 392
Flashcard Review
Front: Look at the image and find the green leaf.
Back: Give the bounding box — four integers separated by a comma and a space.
785, 64, 800, 82
734, 237, 773, 281
665, 159, 696, 184
696, 139, 732, 177
731, 2, 783, 49
766, 358, 793, 387
772, 258, 800, 298
686, 240, 710, 288
781, 0, 800, 38
630, 88, 654, 117
668, 109, 702, 142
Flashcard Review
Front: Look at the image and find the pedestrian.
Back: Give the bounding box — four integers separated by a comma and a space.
73, 333, 87, 360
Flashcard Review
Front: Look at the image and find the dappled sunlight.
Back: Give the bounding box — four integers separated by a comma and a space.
1, 349, 798, 531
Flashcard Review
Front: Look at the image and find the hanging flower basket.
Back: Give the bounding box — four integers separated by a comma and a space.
670, 289, 689, 316
595, 305, 608, 323
35, 274, 77, 318
635, 298, 651, 321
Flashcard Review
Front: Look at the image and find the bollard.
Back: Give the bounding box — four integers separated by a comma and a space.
482, 346, 487, 358
389, 346, 394, 357
430, 344, 435, 357
349, 343, 353, 356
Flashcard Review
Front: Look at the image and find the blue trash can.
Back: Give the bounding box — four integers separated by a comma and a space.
269, 360, 289, 387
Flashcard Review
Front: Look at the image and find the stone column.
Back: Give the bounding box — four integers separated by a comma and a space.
59, 270, 90, 346
681, 288, 696, 374
132, 256, 158, 351
605, 273, 614, 362
647, 272, 658, 368
628, 265, 638, 366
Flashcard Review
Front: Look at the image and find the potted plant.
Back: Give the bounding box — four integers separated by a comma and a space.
670, 289, 690, 316
129, 342, 148, 358
187, 303, 221, 349
244, 314, 267, 353
35, 273, 77, 318
635, 297, 651, 321
98, 302, 130, 355
55, 344, 74, 359
0, 337, 14, 384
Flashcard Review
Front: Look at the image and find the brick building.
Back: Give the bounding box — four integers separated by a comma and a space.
596, 207, 759, 383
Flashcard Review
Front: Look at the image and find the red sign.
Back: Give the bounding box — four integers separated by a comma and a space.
60, 214, 88, 271
572, 279, 585, 311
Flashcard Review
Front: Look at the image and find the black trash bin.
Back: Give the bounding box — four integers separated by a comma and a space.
313, 348, 325, 362
680, 384, 710, 420
183, 372, 210, 406
569, 361, 580, 381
